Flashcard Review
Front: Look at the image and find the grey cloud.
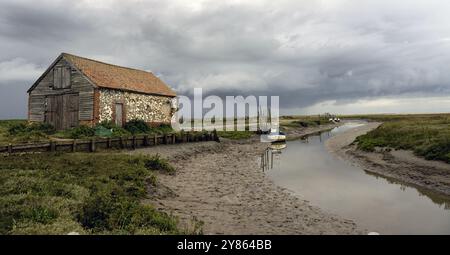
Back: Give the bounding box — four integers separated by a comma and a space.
1, 0, 450, 119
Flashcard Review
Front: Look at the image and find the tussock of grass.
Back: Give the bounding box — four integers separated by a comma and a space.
144, 154, 176, 174
355, 115, 450, 163
0, 153, 180, 234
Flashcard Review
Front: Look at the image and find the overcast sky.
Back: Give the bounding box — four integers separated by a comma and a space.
1, 0, 450, 119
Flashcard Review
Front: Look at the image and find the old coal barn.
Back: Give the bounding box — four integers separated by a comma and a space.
27, 53, 177, 130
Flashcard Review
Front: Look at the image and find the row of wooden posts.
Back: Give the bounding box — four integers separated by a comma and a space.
0, 130, 219, 155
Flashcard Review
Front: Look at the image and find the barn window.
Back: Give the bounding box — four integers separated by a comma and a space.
53, 67, 71, 89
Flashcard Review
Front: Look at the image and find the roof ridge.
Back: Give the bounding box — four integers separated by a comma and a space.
61, 52, 155, 75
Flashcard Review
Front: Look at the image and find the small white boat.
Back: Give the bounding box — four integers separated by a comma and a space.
329, 117, 341, 122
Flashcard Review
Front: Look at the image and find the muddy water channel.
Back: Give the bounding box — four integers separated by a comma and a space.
264, 123, 450, 234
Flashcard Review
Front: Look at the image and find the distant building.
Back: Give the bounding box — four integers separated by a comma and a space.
27, 53, 176, 130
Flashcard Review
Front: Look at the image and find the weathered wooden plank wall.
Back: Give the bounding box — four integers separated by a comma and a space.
28, 57, 94, 123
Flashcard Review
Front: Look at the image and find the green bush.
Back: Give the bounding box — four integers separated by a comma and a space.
111, 127, 131, 137
124, 119, 151, 134
8, 123, 55, 136
95, 121, 131, 137
67, 125, 96, 139
4, 122, 55, 144
151, 124, 174, 134
415, 140, 450, 163
29, 123, 56, 134
7, 123, 28, 135
97, 120, 116, 130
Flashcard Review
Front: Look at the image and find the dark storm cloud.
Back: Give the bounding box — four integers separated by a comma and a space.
0, 1, 87, 41
1, 0, 450, 119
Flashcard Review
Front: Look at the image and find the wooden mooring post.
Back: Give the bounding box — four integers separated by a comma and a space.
90, 138, 96, 152
132, 136, 136, 150
50, 141, 56, 152
213, 129, 219, 142
72, 140, 77, 152
107, 137, 112, 149
119, 137, 124, 149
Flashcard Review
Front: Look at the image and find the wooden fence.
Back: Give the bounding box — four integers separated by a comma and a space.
0, 131, 219, 155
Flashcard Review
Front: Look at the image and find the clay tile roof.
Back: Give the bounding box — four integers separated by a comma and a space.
63, 53, 176, 97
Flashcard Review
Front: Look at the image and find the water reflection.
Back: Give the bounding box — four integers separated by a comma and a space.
364, 170, 450, 210
265, 123, 450, 234
261, 142, 287, 171
299, 131, 331, 144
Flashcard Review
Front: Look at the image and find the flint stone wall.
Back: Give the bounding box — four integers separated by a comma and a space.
98, 89, 173, 124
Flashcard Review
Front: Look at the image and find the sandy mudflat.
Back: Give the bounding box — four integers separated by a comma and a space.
326, 122, 450, 196
129, 125, 362, 235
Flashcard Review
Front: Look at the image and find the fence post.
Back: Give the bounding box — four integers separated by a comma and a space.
90, 138, 96, 152
72, 140, 77, 152
143, 135, 148, 146
8, 143, 12, 155
154, 134, 157, 146
213, 129, 219, 142
172, 133, 176, 144
164, 134, 168, 144
132, 136, 136, 150
107, 138, 111, 149
119, 137, 124, 149
50, 141, 56, 152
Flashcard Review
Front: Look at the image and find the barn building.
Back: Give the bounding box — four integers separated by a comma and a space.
27, 53, 177, 130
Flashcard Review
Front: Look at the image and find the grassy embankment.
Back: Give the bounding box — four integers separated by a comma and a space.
0, 152, 201, 235
0, 120, 175, 146
344, 114, 450, 163
280, 115, 332, 128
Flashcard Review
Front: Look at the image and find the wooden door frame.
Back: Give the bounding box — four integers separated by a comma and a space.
63, 93, 79, 129
112, 99, 126, 127
44, 92, 80, 130
44, 95, 58, 129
